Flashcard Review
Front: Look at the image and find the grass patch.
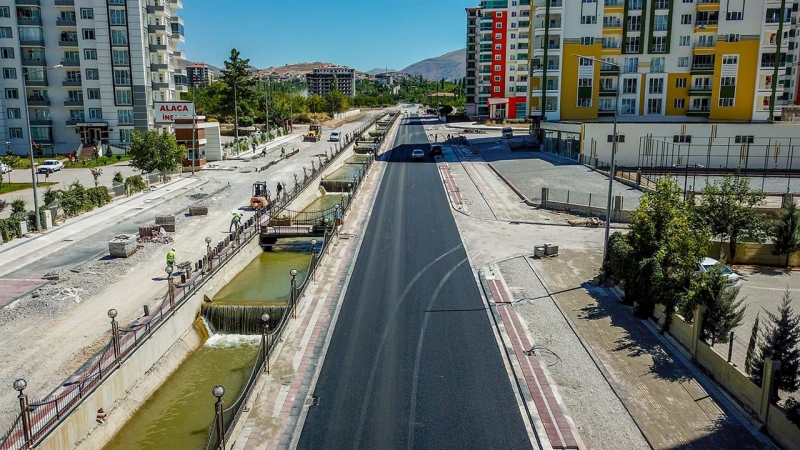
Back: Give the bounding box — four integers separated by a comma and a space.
66, 155, 132, 169
0, 182, 57, 195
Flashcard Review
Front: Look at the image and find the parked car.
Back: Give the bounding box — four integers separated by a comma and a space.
502, 127, 514, 139
411, 149, 425, 161
698, 257, 744, 290
0, 162, 11, 174
37, 159, 63, 174
329, 131, 341, 142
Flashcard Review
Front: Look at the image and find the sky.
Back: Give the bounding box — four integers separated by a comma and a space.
180, 0, 476, 71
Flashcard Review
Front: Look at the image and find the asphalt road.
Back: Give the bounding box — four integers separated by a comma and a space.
297, 115, 533, 450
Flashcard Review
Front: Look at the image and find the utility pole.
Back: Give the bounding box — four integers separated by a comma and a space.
234, 80, 239, 143
769, 0, 787, 121
265, 77, 270, 142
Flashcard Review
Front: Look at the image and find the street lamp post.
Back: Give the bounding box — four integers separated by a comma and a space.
212, 385, 225, 450
290, 268, 298, 319
165, 265, 174, 308
574, 54, 620, 277
191, 83, 196, 176
310, 239, 318, 280
233, 80, 239, 144
108, 308, 120, 362
205, 236, 213, 271
13, 378, 32, 449
22, 64, 63, 231
261, 313, 270, 373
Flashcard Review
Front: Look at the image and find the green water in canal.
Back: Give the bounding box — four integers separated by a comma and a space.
102, 335, 259, 450
213, 239, 313, 304
303, 194, 345, 212
324, 164, 363, 182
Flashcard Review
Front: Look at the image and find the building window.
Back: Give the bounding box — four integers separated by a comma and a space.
581, 37, 595, 45
494, 54, 501, 60
651, 57, 665, 73
496, 11, 503, 18
726, 11, 743, 20
677, 56, 689, 67
7, 108, 20, 119
599, 98, 613, 111
648, 78, 664, 94
0, 7, 10, 18
495, 22, 502, 28
2, 68, 15, 79
82, 29, 95, 40
577, 98, 592, 107
676, 77, 687, 88
654, 15, 668, 31
118, 109, 134, 124
4, 88, 18, 99
673, 135, 692, 143
67, 90, 83, 102
88, 108, 102, 120
83, 69, 97, 80
494, 75, 501, 81
509, 75, 515, 81
0, 27, 11, 39
9, 128, 22, 139
681, 14, 692, 24
647, 98, 662, 114
623, 78, 637, 93
679, 36, 690, 46
651, 36, 666, 53
495, 44, 502, 50
114, 69, 131, 85
80, 8, 93, 19
734, 135, 754, 144
111, 29, 128, 45
726, 34, 740, 43
625, 36, 640, 53
579, 57, 594, 66
581, 16, 597, 24
722, 55, 738, 65
84, 49, 97, 60
494, 65, 501, 71
109, 9, 126, 25
493, 86, 500, 92
721, 77, 736, 86
495, 33, 502, 39
116, 89, 132, 105
674, 98, 685, 108
87, 88, 101, 99
1, 47, 14, 59
621, 98, 636, 114
719, 98, 734, 107
112, 49, 129, 65
627, 16, 641, 31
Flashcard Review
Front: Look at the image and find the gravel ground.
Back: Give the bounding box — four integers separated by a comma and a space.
497, 257, 649, 450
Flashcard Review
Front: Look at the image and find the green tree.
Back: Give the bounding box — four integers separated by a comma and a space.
745, 312, 761, 376
331, 74, 339, 93
113, 171, 124, 184
697, 172, 768, 262
773, 200, 800, 267
684, 265, 746, 344
325, 90, 349, 114
11, 198, 26, 216
220, 48, 258, 122
307, 94, 326, 113
751, 290, 800, 394
439, 105, 454, 116
128, 130, 186, 182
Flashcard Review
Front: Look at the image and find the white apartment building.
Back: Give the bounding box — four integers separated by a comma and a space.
0, 0, 187, 156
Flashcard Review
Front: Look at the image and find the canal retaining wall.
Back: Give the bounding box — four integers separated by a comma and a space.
41, 237, 264, 450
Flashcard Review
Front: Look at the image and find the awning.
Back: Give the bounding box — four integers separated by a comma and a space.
487, 98, 509, 105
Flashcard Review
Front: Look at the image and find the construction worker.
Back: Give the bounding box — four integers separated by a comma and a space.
166, 248, 175, 267
230, 211, 243, 232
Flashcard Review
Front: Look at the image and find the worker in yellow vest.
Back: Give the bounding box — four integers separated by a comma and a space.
166, 248, 175, 267
229, 211, 243, 233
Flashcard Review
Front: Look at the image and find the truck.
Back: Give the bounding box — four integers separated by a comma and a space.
304, 124, 322, 142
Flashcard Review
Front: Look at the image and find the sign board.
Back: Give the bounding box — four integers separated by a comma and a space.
154, 101, 194, 124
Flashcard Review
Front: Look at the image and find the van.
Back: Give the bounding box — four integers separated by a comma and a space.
502, 127, 513, 139
329, 131, 341, 142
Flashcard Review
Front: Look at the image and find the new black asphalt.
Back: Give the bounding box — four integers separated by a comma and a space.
297, 115, 533, 449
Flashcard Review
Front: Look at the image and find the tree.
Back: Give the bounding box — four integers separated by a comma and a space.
773, 200, 800, 267
325, 90, 349, 114
90, 168, 103, 187
307, 94, 326, 114
439, 105, 454, 116
697, 172, 768, 262
128, 130, 186, 182
751, 290, 800, 394
684, 265, 746, 344
220, 48, 258, 122
745, 312, 761, 376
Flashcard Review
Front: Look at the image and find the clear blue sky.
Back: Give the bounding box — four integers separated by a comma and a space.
180, 0, 476, 71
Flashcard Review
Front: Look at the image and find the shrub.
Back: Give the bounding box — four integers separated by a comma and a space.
11, 199, 26, 216
124, 175, 147, 195
0, 218, 21, 242
238, 116, 254, 127
0, 199, 7, 213
116, 155, 122, 161
106, 147, 113, 158
786, 398, 800, 427
60, 182, 89, 216
113, 171, 124, 183
43, 188, 62, 206
86, 186, 111, 207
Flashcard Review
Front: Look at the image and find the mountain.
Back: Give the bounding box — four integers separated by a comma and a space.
367, 68, 398, 75
401, 49, 466, 81
254, 62, 371, 80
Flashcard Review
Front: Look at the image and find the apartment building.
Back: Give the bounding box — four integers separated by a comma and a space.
467, 0, 800, 123
465, 0, 532, 120
0, 0, 187, 156
186, 62, 213, 87
306, 66, 356, 98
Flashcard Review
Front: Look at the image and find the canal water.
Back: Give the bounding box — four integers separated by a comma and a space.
105, 239, 314, 449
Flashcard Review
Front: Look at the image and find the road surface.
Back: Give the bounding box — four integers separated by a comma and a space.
297, 114, 533, 449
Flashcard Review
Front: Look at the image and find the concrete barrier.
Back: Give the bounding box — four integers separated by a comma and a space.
40, 237, 263, 450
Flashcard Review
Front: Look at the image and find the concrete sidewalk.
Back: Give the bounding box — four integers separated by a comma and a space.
227, 133, 303, 161
0, 176, 201, 279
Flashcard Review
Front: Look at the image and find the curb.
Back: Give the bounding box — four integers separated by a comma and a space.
487, 163, 538, 207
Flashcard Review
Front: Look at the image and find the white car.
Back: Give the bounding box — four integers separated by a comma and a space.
411, 149, 425, 161
37, 159, 64, 174
329, 131, 341, 142
698, 257, 744, 290
0, 162, 11, 174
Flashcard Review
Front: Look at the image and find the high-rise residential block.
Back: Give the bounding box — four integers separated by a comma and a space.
0, 0, 187, 156
186, 62, 213, 87
306, 67, 356, 98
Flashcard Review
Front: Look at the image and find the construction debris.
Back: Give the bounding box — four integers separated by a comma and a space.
137, 226, 174, 244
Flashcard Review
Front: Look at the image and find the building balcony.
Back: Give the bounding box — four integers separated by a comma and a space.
56, 18, 76, 26
19, 38, 45, 46
149, 43, 168, 52
689, 85, 713, 95
697, 0, 720, 11
27, 97, 49, 106
21, 58, 46, 67
152, 81, 170, 90
60, 59, 80, 67
17, 17, 42, 26
29, 119, 52, 126
54, 0, 75, 5
62, 78, 81, 86
690, 63, 715, 74
148, 24, 167, 33
600, 66, 620, 75
64, 99, 83, 106
147, 4, 167, 14
170, 0, 183, 8
59, 39, 79, 47
151, 62, 169, 71
687, 106, 711, 116
65, 119, 82, 126
24, 79, 47, 87
598, 109, 616, 117
599, 86, 617, 96
15, 0, 41, 5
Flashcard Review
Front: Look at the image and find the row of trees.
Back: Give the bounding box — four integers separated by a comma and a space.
608, 173, 800, 396
183, 48, 467, 127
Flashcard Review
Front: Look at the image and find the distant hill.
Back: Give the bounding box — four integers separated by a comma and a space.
254, 62, 370, 80
367, 68, 398, 75
401, 49, 465, 81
